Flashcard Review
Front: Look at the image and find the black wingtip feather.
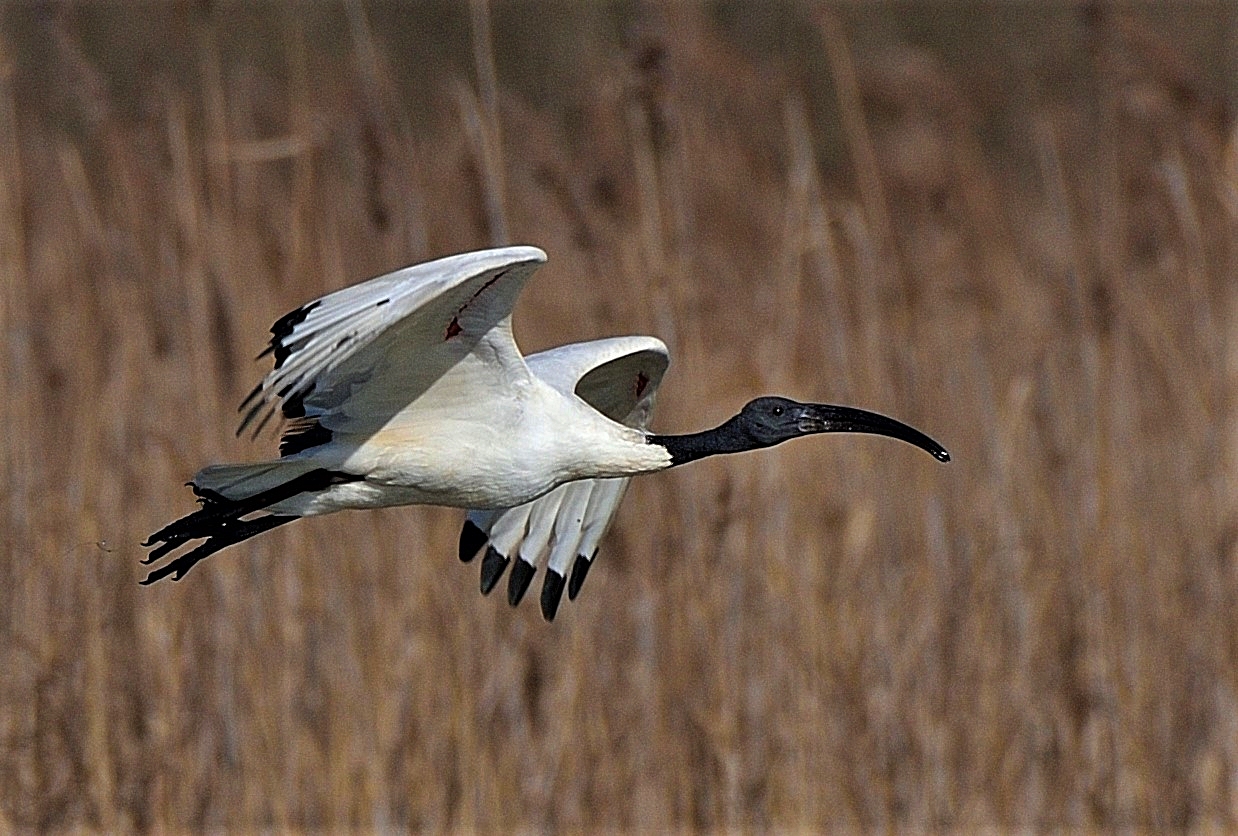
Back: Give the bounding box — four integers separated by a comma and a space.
540, 570, 566, 622
237, 398, 267, 437
249, 405, 276, 439
267, 299, 322, 367
238, 381, 264, 413
508, 558, 535, 607
479, 547, 509, 595
459, 520, 488, 563
567, 550, 596, 601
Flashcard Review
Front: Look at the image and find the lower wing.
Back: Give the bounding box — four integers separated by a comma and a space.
458, 477, 630, 621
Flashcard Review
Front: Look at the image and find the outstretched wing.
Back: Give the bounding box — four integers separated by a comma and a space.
237, 246, 547, 446
458, 336, 670, 620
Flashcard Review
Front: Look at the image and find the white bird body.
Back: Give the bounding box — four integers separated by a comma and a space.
144, 245, 948, 619
253, 355, 670, 515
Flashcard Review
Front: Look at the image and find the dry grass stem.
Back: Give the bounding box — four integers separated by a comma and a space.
2, 5, 1236, 830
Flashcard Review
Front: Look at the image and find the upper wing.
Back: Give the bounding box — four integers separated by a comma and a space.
237, 246, 547, 441
458, 336, 670, 620
526, 335, 669, 427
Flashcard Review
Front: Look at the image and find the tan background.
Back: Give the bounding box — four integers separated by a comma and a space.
3, 3, 1237, 830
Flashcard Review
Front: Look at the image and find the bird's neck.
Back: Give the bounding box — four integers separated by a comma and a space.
647, 417, 751, 467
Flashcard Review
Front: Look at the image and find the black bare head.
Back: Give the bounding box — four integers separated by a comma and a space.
649, 396, 950, 466
735, 396, 824, 446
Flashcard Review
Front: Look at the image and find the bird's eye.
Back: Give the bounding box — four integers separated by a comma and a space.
772, 405, 783, 416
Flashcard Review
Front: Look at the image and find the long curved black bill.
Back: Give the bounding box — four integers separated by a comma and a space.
801, 404, 950, 462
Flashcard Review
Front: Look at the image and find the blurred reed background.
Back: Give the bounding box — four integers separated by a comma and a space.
2, 2, 1237, 830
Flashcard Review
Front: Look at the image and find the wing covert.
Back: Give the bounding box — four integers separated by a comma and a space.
526, 335, 669, 428
237, 246, 547, 439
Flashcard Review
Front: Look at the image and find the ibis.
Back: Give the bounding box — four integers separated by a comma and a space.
143, 246, 949, 620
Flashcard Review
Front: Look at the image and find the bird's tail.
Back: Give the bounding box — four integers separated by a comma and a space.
193, 459, 317, 500
141, 461, 356, 585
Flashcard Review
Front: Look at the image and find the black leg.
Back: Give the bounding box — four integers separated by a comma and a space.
142, 468, 361, 582
140, 514, 298, 585
145, 469, 353, 550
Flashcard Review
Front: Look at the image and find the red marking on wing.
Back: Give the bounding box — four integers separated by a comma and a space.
444, 269, 508, 341
635, 371, 650, 399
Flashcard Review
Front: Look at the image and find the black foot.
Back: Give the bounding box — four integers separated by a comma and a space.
140, 514, 298, 584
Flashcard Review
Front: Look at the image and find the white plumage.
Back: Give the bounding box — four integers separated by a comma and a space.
226, 247, 667, 511
144, 246, 949, 620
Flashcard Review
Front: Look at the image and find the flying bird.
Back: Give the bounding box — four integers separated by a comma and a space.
143, 246, 949, 620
